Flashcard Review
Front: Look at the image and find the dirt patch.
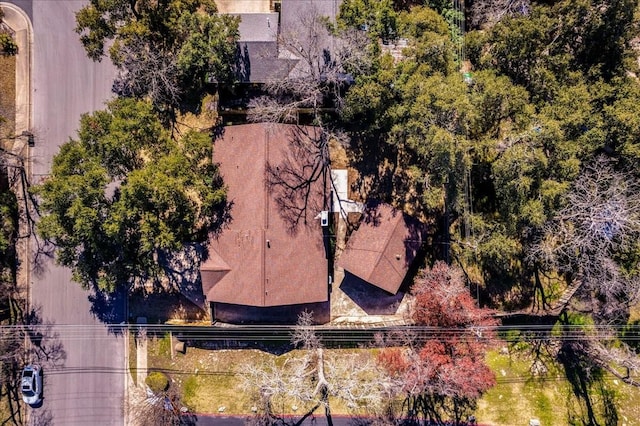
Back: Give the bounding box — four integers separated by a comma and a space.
330, 137, 348, 168
175, 94, 219, 136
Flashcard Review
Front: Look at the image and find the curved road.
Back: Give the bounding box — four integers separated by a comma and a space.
6, 1, 125, 425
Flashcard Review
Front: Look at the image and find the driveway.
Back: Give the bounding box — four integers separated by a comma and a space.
3, 1, 125, 424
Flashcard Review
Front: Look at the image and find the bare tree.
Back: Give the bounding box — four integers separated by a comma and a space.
470, 0, 531, 29
1, 143, 41, 240
532, 156, 640, 322
129, 383, 197, 426
530, 156, 640, 387
247, 6, 369, 228
241, 312, 395, 426
112, 36, 182, 112
248, 6, 368, 120
249, 3, 372, 117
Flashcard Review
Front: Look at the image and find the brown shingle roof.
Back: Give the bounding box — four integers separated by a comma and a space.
337, 203, 425, 294
201, 123, 329, 307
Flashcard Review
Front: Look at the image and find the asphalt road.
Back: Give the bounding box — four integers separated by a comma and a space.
7, 1, 126, 424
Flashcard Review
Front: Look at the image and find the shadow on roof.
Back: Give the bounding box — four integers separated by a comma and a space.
338, 271, 408, 315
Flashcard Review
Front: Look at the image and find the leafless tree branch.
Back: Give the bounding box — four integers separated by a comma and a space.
243, 313, 395, 424
470, 0, 531, 29
111, 36, 182, 110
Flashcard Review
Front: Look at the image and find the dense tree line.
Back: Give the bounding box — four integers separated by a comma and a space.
335, 0, 640, 421
338, 0, 640, 309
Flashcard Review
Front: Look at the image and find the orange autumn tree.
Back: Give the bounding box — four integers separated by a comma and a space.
378, 261, 497, 424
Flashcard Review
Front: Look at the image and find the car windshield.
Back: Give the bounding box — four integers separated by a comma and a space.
22, 389, 35, 397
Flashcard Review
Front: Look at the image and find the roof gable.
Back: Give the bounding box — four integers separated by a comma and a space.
337, 202, 425, 294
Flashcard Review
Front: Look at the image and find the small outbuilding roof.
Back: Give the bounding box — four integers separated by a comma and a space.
337, 202, 425, 294
201, 123, 329, 307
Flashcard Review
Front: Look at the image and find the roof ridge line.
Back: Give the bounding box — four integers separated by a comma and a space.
381, 210, 407, 278
366, 206, 400, 282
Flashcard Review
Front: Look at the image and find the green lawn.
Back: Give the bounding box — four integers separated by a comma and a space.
143, 335, 640, 424
478, 348, 640, 425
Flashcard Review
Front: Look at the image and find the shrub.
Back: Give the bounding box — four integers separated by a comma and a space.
0, 33, 17, 56
145, 371, 169, 394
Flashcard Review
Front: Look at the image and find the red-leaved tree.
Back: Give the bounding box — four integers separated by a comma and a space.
378, 261, 497, 424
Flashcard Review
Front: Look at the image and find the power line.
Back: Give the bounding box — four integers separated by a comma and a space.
1, 324, 639, 344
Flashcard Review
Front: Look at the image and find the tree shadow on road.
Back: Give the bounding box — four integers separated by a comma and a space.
0, 305, 65, 426
88, 285, 128, 334
86, 243, 209, 331
24, 305, 67, 369
27, 408, 54, 426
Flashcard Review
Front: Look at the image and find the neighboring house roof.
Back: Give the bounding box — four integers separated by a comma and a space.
279, 0, 341, 81
234, 13, 278, 42
235, 41, 298, 83
230, 13, 299, 83
280, 0, 341, 31
201, 123, 329, 307
226, 1, 344, 83
337, 202, 425, 294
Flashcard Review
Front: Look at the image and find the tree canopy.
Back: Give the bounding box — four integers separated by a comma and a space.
378, 262, 497, 423
33, 98, 227, 292
340, 0, 640, 305
75, 0, 239, 109
339, 2, 640, 413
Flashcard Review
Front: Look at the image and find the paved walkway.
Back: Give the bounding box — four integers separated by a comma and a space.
136, 322, 148, 386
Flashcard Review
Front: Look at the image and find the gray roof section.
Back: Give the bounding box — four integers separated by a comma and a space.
233, 13, 279, 42
226, 2, 342, 83
281, 0, 341, 33
235, 41, 299, 83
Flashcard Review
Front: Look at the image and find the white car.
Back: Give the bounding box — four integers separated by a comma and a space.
21, 365, 43, 405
